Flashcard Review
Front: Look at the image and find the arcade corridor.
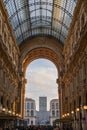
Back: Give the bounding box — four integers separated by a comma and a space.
0, 0, 87, 130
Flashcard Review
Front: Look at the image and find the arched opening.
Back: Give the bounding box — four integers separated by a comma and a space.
24, 58, 59, 125
25, 58, 58, 111
20, 37, 64, 120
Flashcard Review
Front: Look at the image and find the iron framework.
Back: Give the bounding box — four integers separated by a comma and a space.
3, 0, 77, 45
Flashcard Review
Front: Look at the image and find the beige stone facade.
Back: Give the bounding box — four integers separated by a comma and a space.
0, 0, 20, 127
0, 0, 87, 129
61, 0, 87, 130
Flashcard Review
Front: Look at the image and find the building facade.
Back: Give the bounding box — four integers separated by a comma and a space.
39, 97, 47, 111
60, 1, 87, 130
24, 98, 36, 126
50, 99, 60, 126
0, 0, 21, 127
36, 111, 50, 125
36, 97, 50, 125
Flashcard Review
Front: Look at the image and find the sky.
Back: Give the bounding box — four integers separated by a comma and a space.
25, 58, 59, 111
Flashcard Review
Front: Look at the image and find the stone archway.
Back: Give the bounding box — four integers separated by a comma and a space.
19, 36, 64, 117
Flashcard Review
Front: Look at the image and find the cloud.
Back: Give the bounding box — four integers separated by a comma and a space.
26, 67, 57, 85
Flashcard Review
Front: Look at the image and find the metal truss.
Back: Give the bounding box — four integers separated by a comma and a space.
3, 0, 77, 45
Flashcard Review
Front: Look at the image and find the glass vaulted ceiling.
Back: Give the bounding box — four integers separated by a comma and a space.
3, 0, 77, 45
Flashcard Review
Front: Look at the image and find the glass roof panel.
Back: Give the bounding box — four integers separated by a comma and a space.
11, 15, 20, 30
15, 27, 22, 40
63, 13, 71, 27
15, 0, 27, 10
3, 0, 77, 45
5, 1, 16, 16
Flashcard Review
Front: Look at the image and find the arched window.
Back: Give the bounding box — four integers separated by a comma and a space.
52, 103, 55, 109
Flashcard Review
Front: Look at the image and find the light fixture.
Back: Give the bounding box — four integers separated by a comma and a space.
65, 114, 67, 117
83, 105, 87, 110
19, 114, 21, 117
71, 111, 74, 114
8, 110, 11, 114
16, 113, 18, 116
67, 113, 70, 116
2, 107, 6, 112
12, 112, 15, 115
76, 108, 79, 112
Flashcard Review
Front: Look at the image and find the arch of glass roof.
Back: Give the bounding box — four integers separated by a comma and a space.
3, 0, 77, 45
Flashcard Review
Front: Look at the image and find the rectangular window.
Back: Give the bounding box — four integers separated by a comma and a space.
27, 110, 29, 116
56, 103, 58, 109
52, 103, 55, 109
27, 103, 30, 109
28, 119, 29, 124
52, 110, 55, 117
31, 120, 33, 125
56, 110, 58, 117
31, 103, 34, 109
31, 110, 34, 116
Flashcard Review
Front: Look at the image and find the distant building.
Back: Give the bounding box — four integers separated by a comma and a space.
24, 98, 36, 126
36, 111, 50, 125
37, 97, 50, 125
39, 97, 47, 111
50, 99, 60, 126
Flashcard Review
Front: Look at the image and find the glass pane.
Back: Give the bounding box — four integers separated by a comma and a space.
10, 15, 19, 29
6, 1, 16, 16
62, 26, 68, 38
30, 5, 35, 12
15, 0, 27, 10
63, 13, 71, 27
15, 27, 21, 38
3, 0, 77, 44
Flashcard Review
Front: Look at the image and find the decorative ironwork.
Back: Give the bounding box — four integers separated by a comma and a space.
3, 0, 77, 45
